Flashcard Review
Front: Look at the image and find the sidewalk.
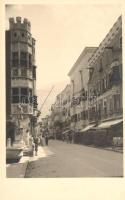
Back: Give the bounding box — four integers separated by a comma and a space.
6, 156, 29, 178
6, 146, 48, 178
86, 144, 123, 153
104, 146, 123, 153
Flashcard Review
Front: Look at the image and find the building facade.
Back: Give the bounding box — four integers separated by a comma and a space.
88, 16, 122, 128
43, 15, 122, 146
68, 47, 97, 132
59, 84, 71, 132
49, 84, 71, 138
50, 92, 64, 139
6, 17, 38, 147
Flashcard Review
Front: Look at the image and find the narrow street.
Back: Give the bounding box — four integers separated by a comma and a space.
25, 140, 123, 178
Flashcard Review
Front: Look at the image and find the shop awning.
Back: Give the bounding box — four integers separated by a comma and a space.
62, 130, 70, 134
80, 124, 95, 133
97, 119, 123, 129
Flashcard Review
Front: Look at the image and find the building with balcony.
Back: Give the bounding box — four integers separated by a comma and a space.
68, 47, 97, 132
6, 17, 38, 146
42, 115, 54, 138
88, 16, 122, 140
60, 84, 71, 131
50, 92, 64, 139
49, 84, 71, 139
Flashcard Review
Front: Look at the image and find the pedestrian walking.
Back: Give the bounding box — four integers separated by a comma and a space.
40, 134, 44, 146
66, 133, 69, 143
69, 131, 72, 144
44, 128, 49, 146
45, 133, 49, 145
33, 135, 39, 156
29, 135, 35, 156
62, 133, 65, 141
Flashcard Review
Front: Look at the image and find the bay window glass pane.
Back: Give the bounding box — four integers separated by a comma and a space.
20, 52, 27, 60
21, 69, 27, 76
21, 88, 28, 95
13, 69, 18, 76
12, 52, 18, 59
29, 89, 32, 96
12, 96, 19, 103
12, 88, 19, 95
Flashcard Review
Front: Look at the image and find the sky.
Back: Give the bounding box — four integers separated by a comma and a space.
5, 4, 121, 116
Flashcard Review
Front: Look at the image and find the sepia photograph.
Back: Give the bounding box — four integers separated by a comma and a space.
5, 3, 123, 178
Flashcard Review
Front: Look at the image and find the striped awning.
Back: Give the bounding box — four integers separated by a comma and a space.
97, 119, 123, 128
62, 130, 70, 134
80, 124, 95, 133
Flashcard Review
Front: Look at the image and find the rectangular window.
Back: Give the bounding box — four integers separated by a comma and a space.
29, 89, 32, 96
12, 96, 19, 103
29, 54, 32, 66
12, 52, 18, 59
81, 111, 86, 120
106, 74, 109, 89
29, 89, 32, 103
12, 88, 19, 103
98, 104, 101, 120
20, 52, 27, 60
12, 69, 18, 77
20, 52, 27, 67
114, 94, 121, 112
102, 79, 105, 93
98, 58, 103, 72
119, 37, 122, 49
110, 66, 121, 85
33, 66, 36, 79
12, 52, 19, 67
77, 113, 81, 121
85, 110, 88, 120
103, 100, 107, 117
12, 88, 32, 104
12, 59, 19, 67
109, 98, 113, 115
89, 109, 93, 121
12, 88, 19, 95
84, 90, 88, 100
21, 88, 28, 95
98, 81, 101, 94
20, 88, 29, 103
21, 69, 27, 77
20, 59, 27, 67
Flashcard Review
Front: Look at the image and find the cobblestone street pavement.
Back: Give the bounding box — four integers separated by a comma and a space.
25, 140, 123, 178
